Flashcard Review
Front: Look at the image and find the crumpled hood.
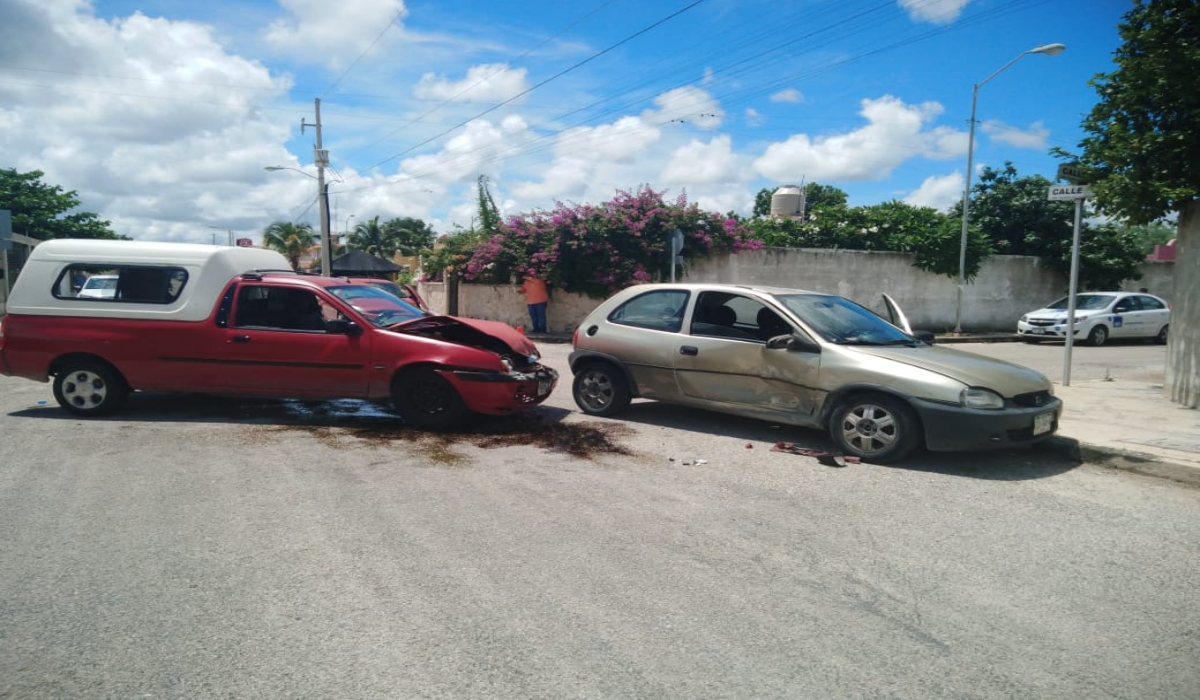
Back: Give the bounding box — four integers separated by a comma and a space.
851, 344, 1052, 395
396, 315, 540, 356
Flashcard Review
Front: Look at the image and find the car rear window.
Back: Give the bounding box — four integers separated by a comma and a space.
54, 264, 189, 304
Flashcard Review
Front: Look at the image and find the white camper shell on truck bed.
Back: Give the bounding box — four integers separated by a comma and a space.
7, 239, 293, 321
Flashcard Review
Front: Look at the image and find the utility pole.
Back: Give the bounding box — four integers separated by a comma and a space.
303, 98, 332, 276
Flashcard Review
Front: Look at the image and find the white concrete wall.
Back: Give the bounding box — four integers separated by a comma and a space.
416, 248, 1176, 333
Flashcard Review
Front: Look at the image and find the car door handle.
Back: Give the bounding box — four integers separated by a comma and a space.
231, 335, 251, 343
680, 346, 698, 356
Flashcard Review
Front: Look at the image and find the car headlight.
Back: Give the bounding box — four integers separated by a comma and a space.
499, 357, 514, 372
1020, 315, 1028, 323
961, 387, 1004, 410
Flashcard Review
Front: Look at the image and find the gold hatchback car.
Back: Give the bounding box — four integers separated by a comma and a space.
569, 284, 1061, 463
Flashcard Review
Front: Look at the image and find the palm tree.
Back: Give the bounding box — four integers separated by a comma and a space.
348, 215, 397, 259
262, 221, 317, 270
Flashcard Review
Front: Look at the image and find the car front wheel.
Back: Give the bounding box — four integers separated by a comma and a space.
392, 368, 468, 430
53, 361, 129, 416
572, 362, 631, 416
829, 394, 920, 463
1085, 325, 1109, 347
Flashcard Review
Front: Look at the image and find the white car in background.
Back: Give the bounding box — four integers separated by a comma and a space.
76, 274, 118, 299
1017, 291, 1170, 346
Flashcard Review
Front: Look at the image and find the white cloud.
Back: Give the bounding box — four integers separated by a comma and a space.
904, 173, 964, 211
398, 117, 531, 184
898, 0, 971, 24
0, 2, 295, 243
644, 86, 724, 130
983, 120, 1050, 149
753, 95, 953, 181
415, 63, 530, 103
745, 108, 764, 127
511, 116, 662, 200
661, 136, 740, 184
770, 88, 804, 104
265, 0, 407, 69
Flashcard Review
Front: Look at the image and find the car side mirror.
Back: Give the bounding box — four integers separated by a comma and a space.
326, 319, 364, 337
913, 330, 935, 344
767, 333, 820, 354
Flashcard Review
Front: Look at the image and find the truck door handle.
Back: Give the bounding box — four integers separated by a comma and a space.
231, 335, 251, 343
680, 346, 698, 356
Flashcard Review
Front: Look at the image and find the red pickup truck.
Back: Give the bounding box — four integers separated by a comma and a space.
0, 239, 557, 428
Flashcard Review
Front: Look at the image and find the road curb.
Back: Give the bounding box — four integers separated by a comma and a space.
1042, 436, 1200, 487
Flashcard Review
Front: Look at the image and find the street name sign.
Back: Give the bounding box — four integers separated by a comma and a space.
1056, 163, 1088, 184
1048, 185, 1093, 201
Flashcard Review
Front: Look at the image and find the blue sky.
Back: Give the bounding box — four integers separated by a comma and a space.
1, 0, 1130, 244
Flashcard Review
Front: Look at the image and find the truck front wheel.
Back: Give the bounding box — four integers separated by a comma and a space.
392, 368, 468, 430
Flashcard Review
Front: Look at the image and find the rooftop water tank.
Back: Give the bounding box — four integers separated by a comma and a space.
770, 185, 805, 218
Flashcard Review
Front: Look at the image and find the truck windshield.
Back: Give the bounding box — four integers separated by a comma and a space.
327, 285, 428, 327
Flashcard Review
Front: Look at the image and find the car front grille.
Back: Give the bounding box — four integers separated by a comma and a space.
1027, 319, 1057, 327
1012, 390, 1054, 408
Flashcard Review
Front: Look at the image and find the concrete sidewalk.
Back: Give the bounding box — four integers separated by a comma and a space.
1043, 379, 1200, 486
928, 333, 1200, 486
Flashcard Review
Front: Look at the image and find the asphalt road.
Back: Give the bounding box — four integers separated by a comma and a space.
1, 341, 1196, 699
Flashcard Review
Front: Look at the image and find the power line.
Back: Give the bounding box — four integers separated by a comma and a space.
361, 0, 709, 173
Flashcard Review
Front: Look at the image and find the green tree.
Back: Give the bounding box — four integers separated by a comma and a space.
348, 215, 398, 259
1053, 0, 1199, 405
382, 216, 437, 255
0, 168, 118, 240
262, 221, 317, 270
963, 163, 1148, 290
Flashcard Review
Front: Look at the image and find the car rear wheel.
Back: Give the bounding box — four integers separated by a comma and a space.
1086, 325, 1109, 347
829, 394, 920, 464
53, 361, 129, 416
1155, 324, 1169, 344
392, 368, 468, 430
572, 362, 631, 416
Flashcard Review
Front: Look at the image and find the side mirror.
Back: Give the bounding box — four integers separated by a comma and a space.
913, 330, 936, 344
767, 333, 820, 354
326, 319, 364, 337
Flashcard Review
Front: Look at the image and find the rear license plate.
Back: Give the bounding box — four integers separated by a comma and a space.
1033, 411, 1054, 435
537, 378, 551, 396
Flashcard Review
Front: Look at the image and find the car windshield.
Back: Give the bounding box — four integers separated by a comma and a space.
85, 277, 117, 290
366, 280, 405, 297
773, 293, 917, 345
327, 285, 427, 328
1046, 294, 1114, 311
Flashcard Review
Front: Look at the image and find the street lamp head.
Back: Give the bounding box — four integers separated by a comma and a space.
1030, 43, 1066, 56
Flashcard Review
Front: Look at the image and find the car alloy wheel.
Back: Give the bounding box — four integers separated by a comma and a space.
829, 394, 920, 463
571, 362, 631, 417
1086, 325, 1108, 347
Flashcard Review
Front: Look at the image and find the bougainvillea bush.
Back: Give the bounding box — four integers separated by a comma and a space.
461, 186, 762, 299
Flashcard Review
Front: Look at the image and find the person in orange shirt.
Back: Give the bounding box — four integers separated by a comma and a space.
517, 274, 549, 333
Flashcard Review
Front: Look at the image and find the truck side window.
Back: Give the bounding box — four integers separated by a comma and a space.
54, 264, 188, 304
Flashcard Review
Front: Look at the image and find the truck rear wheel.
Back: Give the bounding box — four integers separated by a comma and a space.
53, 361, 129, 416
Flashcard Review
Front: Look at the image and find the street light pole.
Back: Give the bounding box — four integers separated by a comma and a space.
955, 42, 1065, 334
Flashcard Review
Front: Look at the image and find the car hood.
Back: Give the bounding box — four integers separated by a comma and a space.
850, 344, 1051, 395
394, 315, 540, 357
1024, 307, 1074, 318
